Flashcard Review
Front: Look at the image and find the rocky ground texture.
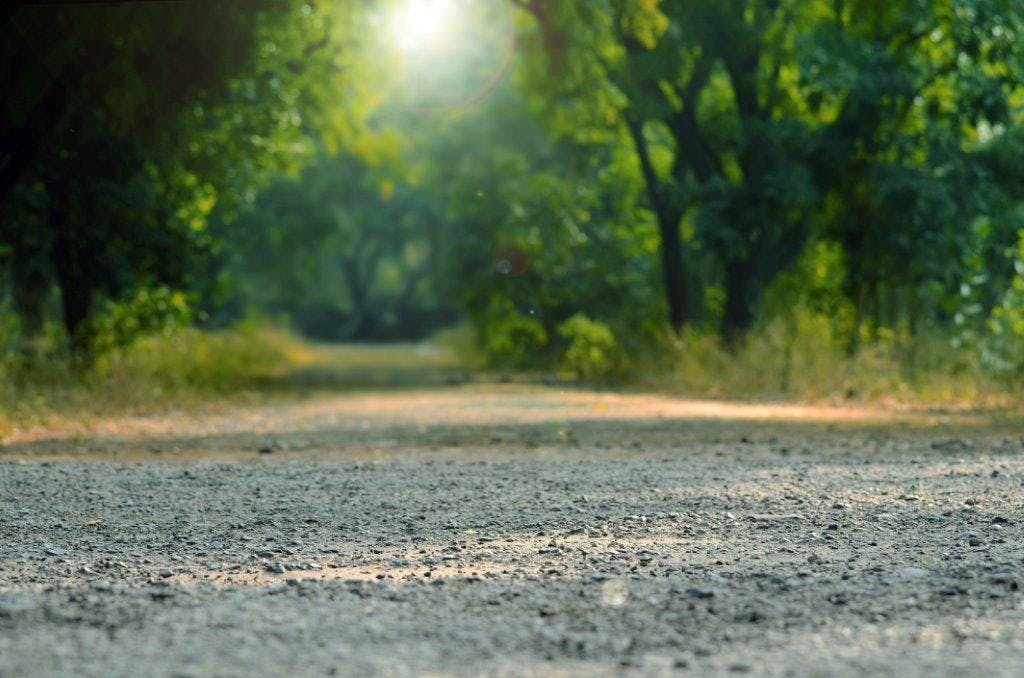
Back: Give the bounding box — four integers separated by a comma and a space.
2, 383, 1024, 676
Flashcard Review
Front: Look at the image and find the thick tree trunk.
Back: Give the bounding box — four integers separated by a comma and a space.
721, 258, 754, 348
658, 213, 688, 330
625, 116, 688, 329
10, 252, 48, 337
49, 208, 92, 352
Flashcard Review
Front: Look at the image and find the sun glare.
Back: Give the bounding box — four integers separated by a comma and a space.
389, 0, 456, 55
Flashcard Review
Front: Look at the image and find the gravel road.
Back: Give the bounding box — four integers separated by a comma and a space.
2, 384, 1024, 676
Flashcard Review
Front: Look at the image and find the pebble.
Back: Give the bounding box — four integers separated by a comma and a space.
686, 587, 716, 599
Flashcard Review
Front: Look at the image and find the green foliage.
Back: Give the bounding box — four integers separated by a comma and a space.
558, 314, 620, 380
984, 232, 1024, 378
476, 299, 549, 368
4, 0, 1024, 402
0, 319, 304, 436
88, 287, 192, 357
0, 1, 374, 347
0, 305, 21, 391
661, 318, 997, 404
508, 0, 1024, 347
207, 150, 457, 340
419, 83, 663, 361
91, 322, 297, 396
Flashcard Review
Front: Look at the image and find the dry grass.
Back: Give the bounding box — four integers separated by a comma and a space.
0, 322, 310, 436
638, 316, 1018, 409
0, 316, 1018, 441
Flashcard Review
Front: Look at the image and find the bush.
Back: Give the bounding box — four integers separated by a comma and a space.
0, 307, 20, 386
983, 232, 1024, 380
475, 299, 548, 368
558, 314, 620, 380
655, 316, 1000, 405
88, 286, 192, 357
90, 320, 304, 396
0, 320, 309, 435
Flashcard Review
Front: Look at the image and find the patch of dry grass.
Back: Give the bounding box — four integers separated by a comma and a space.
641, 317, 1017, 409
0, 322, 309, 436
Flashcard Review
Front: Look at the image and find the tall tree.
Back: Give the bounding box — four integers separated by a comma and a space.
513, 0, 820, 340
0, 1, 368, 349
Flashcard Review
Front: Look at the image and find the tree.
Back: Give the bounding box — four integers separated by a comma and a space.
512, 0, 1024, 349
0, 1, 368, 350
512, 0, 820, 341
208, 150, 460, 341
804, 0, 1024, 348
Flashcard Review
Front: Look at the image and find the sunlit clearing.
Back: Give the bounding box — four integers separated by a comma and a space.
389, 0, 457, 56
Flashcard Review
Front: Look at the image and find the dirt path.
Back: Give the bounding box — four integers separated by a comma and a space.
2, 375, 1024, 676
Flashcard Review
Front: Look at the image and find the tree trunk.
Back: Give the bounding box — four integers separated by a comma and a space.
49, 208, 92, 352
657, 212, 688, 330
721, 258, 754, 348
848, 277, 865, 356
10, 247, 49, 337
624, 116, 688, 329
869, 276, 880, 341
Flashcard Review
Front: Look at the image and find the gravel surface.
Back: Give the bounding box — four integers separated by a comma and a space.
2, 384, 1024, 676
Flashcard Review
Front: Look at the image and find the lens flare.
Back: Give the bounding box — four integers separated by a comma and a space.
390, 0, 456, 55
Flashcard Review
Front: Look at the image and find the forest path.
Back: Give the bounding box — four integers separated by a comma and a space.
2, 347, 1024, 676
0, 338, 1009, 462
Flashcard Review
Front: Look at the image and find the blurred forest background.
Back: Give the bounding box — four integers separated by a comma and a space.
3, 0, 1024, 423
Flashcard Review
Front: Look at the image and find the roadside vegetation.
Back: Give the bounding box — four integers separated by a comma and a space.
3, 1, 1024, 431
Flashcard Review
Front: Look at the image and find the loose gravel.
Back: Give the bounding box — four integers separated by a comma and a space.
1, 386, 1024, 676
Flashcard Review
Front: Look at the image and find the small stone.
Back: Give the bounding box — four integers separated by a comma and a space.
989, 573, 1018, 587
686, 587, 716, 599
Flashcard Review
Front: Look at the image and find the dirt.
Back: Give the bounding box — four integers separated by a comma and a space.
2, 379, 1024, 676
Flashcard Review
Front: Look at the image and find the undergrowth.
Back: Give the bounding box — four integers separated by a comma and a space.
1, 313, 1019, 440
641, 318, 1016, 407
0, 321, 310, 435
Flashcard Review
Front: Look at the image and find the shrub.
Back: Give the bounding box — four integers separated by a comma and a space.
476, 299, 548, 368
0, 319, 309, 435
558, 314, 620, 380
983, 232, 1024, 380
90, 320, 302, 396
654, 311, 999, 405
88, 286, 192, 357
